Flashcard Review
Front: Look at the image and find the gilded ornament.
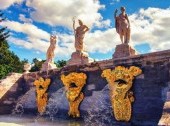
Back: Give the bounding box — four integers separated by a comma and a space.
101, 66, 142, 121
61, 72, 87, 118
34, 77, 51, 114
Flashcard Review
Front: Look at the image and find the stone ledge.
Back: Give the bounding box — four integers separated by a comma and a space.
1, 49, 170, 125
98, 49, 170, 68
21, 49, 170, 76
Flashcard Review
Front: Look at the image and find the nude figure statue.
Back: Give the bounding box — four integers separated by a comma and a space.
114, 7, 130, 44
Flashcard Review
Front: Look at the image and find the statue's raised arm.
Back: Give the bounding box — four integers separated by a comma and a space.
72, 17, 76, 36
114, 9, 119, 34
114, 9, 118, 19
83, 24, 89, 33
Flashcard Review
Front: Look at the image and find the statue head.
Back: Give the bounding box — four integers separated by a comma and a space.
50, 35, 57, 43
120, 6, 126, 12
78, 19, 83, 26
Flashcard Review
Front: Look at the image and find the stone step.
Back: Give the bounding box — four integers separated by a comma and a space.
0, 73, 23, 99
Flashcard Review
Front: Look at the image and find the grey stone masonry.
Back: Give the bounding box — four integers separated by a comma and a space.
0, 49, 170, 125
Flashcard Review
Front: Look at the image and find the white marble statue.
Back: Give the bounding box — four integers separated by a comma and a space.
41, 35, 57, 71
114, 6, 130, 44
46, 35, 57, 63
73, 19, 89, 52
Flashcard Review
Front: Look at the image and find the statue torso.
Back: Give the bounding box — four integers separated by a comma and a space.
119, 13, 129, 28
75, 25, 85, 38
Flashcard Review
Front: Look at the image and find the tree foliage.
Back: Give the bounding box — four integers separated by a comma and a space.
0, 11, 9, 42
55, 60, 67, 68
30, 58, 45, 72
0, 11, 25, 79
30, 59, 67, 72
0, 11, 67, 78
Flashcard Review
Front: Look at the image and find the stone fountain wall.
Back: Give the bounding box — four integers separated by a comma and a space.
0, 49, 170, 125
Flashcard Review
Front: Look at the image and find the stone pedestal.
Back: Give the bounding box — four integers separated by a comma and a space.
113, 44, 136, 58
67, 51, 93, 66
41, 61, 57, 71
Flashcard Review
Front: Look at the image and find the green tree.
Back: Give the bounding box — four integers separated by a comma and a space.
0, 10, 26, 79
55, 60, 67, 68
0, 11, 9, 42
30, 58, 45, 72
21, 58, 29, 64
30, 59, 67, 72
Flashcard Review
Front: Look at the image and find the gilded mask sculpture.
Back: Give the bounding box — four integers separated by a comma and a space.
61, 72, 87, 118
101, 66, 142, 121
34, 77, 51, 115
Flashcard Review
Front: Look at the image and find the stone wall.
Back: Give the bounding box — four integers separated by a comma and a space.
0, 73, 27, 114
0, 49, 170, 125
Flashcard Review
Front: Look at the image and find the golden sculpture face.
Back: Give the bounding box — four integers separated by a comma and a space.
102, 66, 142, 121
34, 77, 51, 115
61, 72, 87, 118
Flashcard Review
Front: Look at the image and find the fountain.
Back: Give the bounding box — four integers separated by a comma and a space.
0, 8, 170, 125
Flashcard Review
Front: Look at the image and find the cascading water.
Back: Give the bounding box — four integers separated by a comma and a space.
45, 87, 68, 120
10, 84, 117, 125
82, 84, 114, 126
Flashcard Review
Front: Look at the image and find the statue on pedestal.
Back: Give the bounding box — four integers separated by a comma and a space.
114, 6, 130, 44
41, 35, 57, 71
67, 18, 93, 66
113, 7, 136, 58
73, 19, 89, 52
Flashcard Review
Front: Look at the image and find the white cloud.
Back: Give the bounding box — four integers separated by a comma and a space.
110, 0, 120, 5
129, 7, 170, 52
37, 58, 42, 61
19, 14, 33, 23
0, 0, 23, 9
7, 34, 75, 59
94, 19, 111, 28
1, 7, 170, 61
8, 37, 48, 52
3, 20, 116, 59
85, 7, 170, 54
35, 51, 40, 54
25, 0, 105, 28
1, 20, 49, 41
85, 28, 119, 53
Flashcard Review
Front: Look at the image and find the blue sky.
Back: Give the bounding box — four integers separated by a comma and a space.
0, 0, 170, 63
